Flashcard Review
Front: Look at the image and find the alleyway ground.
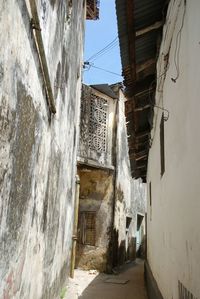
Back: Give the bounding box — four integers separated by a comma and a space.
65, 259, 148, 299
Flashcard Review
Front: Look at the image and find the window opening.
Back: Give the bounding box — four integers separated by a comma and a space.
160, 113, 165, 176
80, 212, 96, 246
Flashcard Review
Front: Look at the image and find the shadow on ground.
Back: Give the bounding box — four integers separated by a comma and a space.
77, 259, 148, 299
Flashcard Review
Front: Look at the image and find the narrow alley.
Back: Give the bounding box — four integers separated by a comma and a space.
65, 260, 147, 299
1, 0, 200, 299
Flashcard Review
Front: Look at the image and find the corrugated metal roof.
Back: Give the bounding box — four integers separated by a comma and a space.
134, 0, 165, 30
91, 84, 117, 99
116, 0, 168, 181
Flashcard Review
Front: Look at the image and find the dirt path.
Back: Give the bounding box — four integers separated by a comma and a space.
65, 259, 148, 299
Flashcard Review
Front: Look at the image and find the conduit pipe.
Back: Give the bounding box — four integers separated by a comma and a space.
70, 174, 80, 278
29, 0, 56, 114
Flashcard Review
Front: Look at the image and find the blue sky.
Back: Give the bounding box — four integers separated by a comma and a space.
83, 0, 122, 85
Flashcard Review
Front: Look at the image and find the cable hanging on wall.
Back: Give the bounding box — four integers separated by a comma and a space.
171, 0, 186, 83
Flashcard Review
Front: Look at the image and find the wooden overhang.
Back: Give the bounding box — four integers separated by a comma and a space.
86, 0, 100, 20
116, 0, 168, 182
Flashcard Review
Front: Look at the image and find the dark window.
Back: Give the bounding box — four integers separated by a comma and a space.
160, 113, 165, 176
80, 212, 96, 246
149, 182, 152, 207
126, 217, 132, 229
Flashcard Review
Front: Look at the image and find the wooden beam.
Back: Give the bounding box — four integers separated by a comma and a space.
126, 0, 136, 83
125, 74, 155, 98
136, 58, 156, 74
135, 154, 148, 161
135, 130, 150, 139
136, 164, 146, 170
135, 104, 151, 112
129, 140, 149, 150
136, 21, 163, 37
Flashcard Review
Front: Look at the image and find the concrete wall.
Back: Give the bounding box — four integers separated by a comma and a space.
0, 1, 85, 298
147, 1, 200, 298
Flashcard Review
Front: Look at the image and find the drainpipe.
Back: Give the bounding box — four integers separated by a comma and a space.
29, 0, 56, 114
70, 174, 80, 278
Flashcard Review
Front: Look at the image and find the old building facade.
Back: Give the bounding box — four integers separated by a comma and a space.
76, 84, 146, 272
0, 1, 86, 298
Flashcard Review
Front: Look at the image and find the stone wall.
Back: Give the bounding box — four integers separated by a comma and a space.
0, 0, 85, 298
76, 167, 114, 272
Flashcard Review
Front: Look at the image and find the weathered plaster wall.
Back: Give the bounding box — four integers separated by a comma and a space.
147, 1, 200, 298
113, 89, 147, 266
0, 1, 85, 298
76, 168, 114, 272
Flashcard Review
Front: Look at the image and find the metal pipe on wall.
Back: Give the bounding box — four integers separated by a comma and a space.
70, 174, 80, 278
29, 0, 56, 114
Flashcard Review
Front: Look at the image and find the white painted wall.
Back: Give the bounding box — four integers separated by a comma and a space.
147, 1, 200, 298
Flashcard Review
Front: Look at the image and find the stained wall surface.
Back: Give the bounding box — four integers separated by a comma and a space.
147, 1, 200, 298
113, 89, 147, 266
76, 168, 114, 272
0, 1, 85, 298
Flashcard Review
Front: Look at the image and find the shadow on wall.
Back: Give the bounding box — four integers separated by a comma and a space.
137, 235, 146, 259
111, 229, 136, 269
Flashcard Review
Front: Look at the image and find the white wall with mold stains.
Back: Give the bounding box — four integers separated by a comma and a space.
147, 1, 200, 298
0, 0, 85, 298
114, 89, 147, 265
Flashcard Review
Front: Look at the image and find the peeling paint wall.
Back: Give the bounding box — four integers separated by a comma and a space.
0, 1, 85, 298
147, 1, 200, 299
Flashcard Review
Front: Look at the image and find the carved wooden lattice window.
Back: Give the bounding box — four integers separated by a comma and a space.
88, 94, 108, 153
80, 212, 96, 246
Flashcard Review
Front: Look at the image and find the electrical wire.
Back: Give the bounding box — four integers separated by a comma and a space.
90, 41, 118, 62
86, 37, 118, 62
90, 64, 122, 77
171, 0, 186, 83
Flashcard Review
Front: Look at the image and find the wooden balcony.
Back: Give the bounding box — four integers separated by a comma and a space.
86, 0, 100, 20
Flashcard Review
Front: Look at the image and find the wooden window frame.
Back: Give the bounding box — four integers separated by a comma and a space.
80, 211, 96, 246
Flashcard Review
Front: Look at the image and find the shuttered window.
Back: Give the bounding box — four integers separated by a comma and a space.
80, 212, 96, 246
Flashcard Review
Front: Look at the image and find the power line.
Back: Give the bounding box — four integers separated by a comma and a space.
90, 64, 122, 77
91, 41, 118, 62
86, 37, 118, 62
